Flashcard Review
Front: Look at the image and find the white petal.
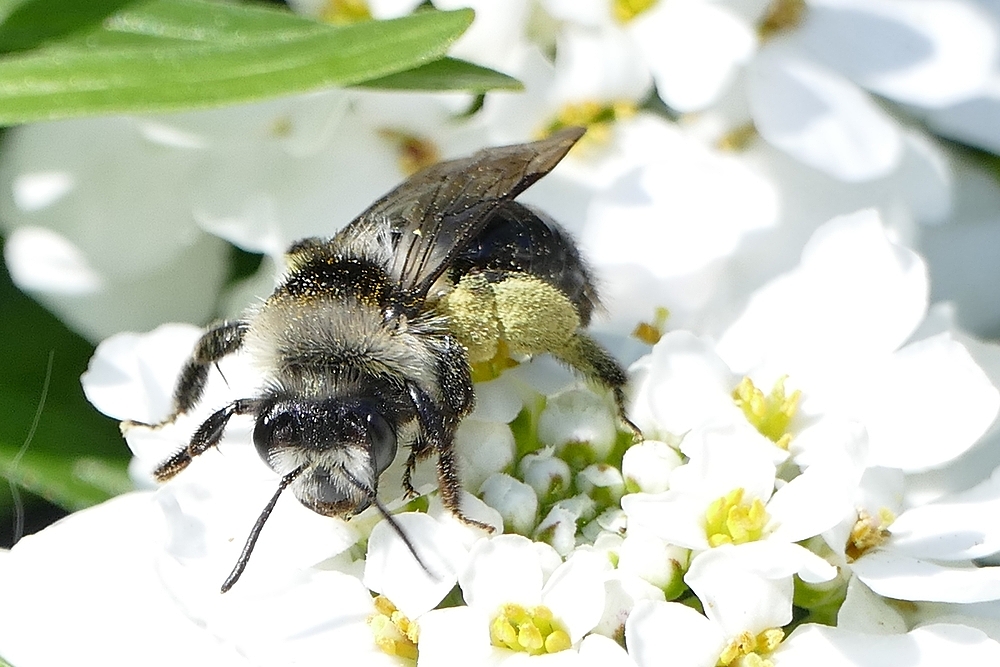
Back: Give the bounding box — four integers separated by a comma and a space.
890, 466, 1000, 561
748, 45, 904, 181
542, 550, 611, 642
632, 1, 755, 112
687, 543, 835, 635
775, 622, 1000, 666
82, 323, 203, 423
837, 575, 908, 634
469, 375, 524, 423
479, 473, 539, 535
460, 534, 545, 610
766, 460, 857, 543
0, 494, 251, 667
800, 0, 998, 107
417, 606, 500, 667
717, 209, 928, 376
578, 633, 638, 667
621, 439, 684, 494
855, 332, 1000, 471
583, 125, 778, 279
625, 600, 726, 667
553, 25, 652, 104
455, 419, 517, 493
853, 550, 1000, 603
364, 512, 469, 618
621, 492, 710, 551
627, 331, 741, 439
4, 225, 102, 294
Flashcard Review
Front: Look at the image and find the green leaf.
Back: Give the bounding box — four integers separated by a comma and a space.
0, 236, 130, 515
359, 57, 522, 93
0, 1, 476, 124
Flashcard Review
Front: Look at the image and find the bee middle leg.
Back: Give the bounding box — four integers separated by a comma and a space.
406, 382, 493, 532
124, 320, 249, 430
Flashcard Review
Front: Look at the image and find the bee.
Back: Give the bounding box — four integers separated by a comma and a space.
128, 127, 636, 591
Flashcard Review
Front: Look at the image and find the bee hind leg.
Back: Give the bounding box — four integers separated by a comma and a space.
123, 320, 249, 432
552, 331, 643, 442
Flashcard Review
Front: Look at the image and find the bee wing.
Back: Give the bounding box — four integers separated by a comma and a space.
345, 127, 584, 297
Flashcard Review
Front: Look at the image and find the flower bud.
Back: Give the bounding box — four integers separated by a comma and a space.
479, 472, 539, 535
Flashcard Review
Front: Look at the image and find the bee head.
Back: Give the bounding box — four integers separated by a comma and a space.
252, 397, 398, 516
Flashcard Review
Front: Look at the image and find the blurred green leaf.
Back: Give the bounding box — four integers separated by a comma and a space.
0, 0, 477, 124
359, 57, 521, 93
0, 237, 129, 514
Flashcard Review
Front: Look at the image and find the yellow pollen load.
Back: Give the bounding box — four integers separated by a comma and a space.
378, 129, 442, 176
845, 508, 895, 562
718, 628, 784, 667
321, 0, 372, 24
368, 595, 419, 661
705, 488, 769, 547
490, 603, 572, 655
758, 0, 807, 40
612, 0, 659, 24
539, 101, 637, 149
732, 376, 800, 450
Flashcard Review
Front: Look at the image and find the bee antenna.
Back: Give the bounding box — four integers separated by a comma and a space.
221, 464, 307, 593
339, 467, 438, 580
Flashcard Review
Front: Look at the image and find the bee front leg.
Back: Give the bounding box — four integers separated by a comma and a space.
153, 398, 260, 482
124, 320, 249, 431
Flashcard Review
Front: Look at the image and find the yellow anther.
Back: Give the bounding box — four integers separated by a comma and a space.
378, 129, 441, 176
758, 0, 806, 39
538, 101, 637, 150
632, 307, 670, 345
705, 488, 769, 547
612, 0, 659, 24
490, 603, 572, 655
718, 628, 783, 667
733, 376, 800, 449
368, 596, 419, 660
845, 508, 895, 562
716, 123, 758, 152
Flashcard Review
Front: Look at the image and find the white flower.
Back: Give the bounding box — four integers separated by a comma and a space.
417, 534, 609, 664
717, 209, 1000, 472
622, 421, 856, 554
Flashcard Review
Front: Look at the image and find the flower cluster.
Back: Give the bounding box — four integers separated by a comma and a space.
4, 1, 1000, 666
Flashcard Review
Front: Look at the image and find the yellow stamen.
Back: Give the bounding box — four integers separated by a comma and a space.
716, 123, 758, 152
733, 376, 800, 449
612, 0, 659, 24
369, 595, 419, 660
538, 101, 637, 150
490, 603, 572, 655
718, 628, 784, 667
758, 0, 806, 40
705, 488, 769, 547
378, 129, 441, 176
632, 307, 670, 345
845, 508, 894, 562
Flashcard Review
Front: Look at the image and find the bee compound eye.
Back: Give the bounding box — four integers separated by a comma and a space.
253, 406, 301, 462
364, 407, 397, 475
